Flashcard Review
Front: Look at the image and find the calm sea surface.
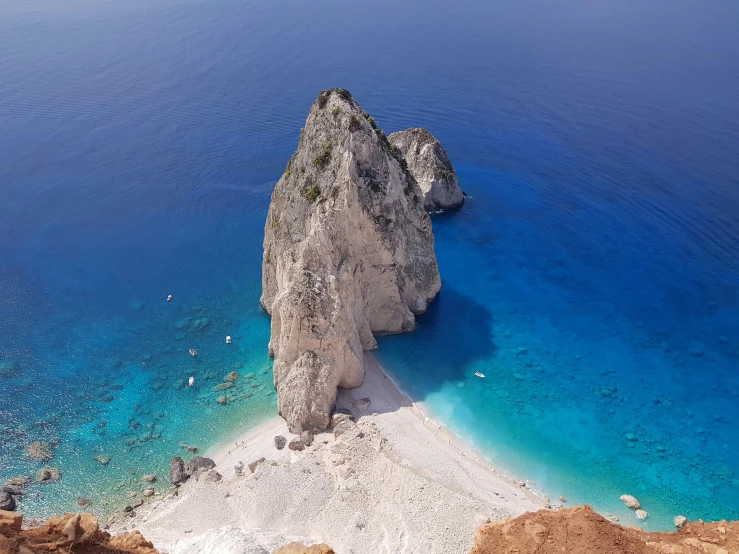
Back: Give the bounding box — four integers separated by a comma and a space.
1, 0, 738, 529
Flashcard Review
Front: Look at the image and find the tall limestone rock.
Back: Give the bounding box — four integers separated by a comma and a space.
261, 89, 441, 432
388, 128, 464, 211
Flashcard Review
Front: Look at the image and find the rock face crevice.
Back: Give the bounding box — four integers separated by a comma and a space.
261, 89, 441, 432
388, 127, 464, 211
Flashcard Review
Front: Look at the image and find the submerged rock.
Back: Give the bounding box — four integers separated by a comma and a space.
261, 89, 441, 433
388, 127, 464, 211
4, 476, 29, 489
77, 497, 92, 508
635, 509, 648, 520
36, 466, 61, 484
24, 442, 54, 462
94, 454, 112, 466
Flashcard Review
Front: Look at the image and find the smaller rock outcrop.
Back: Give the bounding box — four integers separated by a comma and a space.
388, 128, 464, 211
36, 466, 60, 484
620, 494, 641, 510
674, 515, 689, 528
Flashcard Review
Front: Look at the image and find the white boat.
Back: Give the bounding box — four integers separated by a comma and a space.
474, 371, 485, 378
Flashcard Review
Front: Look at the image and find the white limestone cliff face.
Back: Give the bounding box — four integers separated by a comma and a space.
260, 89, 441, 433
388, 128, 464, 211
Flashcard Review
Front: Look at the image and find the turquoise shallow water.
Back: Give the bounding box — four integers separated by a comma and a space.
1, 0, 738, 530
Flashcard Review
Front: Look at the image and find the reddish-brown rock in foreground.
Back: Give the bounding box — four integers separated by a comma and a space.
470, 505, 739, 554
0, 510, 158, 554
274, 543, 335, 554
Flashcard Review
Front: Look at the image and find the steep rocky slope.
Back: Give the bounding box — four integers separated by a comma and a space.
470, 506, 739, 554
0, 511, 158, 554
388, 127, 464, 211
260, 89, 441, 432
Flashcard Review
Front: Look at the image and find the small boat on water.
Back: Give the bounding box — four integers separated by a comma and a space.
474, 371, 485, 378
189, 348, 198, 357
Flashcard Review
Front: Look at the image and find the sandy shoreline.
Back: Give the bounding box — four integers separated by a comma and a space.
112, 354, 544, 553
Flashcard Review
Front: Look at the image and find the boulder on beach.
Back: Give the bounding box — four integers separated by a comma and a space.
619, 494, 640, 510
185, 456, 216, 478
274, 435, 287, 450
197, 469, 222, 483
330, 409, 354, 428
143, 487, 155, 497
169, 457, 187, 485
352, 397, 371, 410
0, 492, 16, 511
248, 457, 266, 474
288, 437, 305, 451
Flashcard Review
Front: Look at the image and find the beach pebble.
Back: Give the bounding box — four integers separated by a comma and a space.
248, 457, 266, 474
274, 435, 287, 450
620, 494, 641, 510
674, 515, 689, 528
635, 509, 648, 520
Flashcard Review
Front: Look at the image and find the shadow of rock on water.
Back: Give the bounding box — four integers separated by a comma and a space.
375, 287, 497, 399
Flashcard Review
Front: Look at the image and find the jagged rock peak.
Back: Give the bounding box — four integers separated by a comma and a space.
261, 88, 441, 433
388, 127, 464, 211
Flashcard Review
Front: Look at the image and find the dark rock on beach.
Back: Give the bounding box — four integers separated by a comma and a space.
274, 435, 287, 450
169, 457, 187, 485
0, 491, 16, 511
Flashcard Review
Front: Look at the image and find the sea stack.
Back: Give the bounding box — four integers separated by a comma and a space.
388, 128, 464, 211
261, 89, 441, 432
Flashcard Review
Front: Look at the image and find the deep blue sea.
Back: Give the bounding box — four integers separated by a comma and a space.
1, 0, 738, 530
